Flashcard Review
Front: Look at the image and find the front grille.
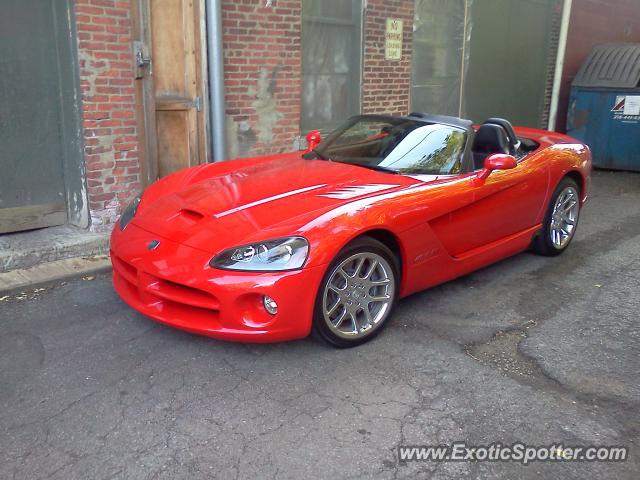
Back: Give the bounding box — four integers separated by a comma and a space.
111, 252, 219, 312
111, 253, 137, 285
144, 276, 220, 310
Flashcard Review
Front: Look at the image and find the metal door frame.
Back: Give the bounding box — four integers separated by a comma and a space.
55, 0, 89, 228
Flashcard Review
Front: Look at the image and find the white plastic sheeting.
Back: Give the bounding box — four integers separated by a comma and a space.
411, 0, 473, 118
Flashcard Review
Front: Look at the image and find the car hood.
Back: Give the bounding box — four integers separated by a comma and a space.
132, 154, 421, 253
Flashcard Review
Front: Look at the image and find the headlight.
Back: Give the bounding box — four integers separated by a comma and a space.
119, 194, 141, 231
210, 237, 309, 271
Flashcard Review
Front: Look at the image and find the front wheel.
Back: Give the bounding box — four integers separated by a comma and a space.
312, 237, 399, 348
532, 177, 581, 256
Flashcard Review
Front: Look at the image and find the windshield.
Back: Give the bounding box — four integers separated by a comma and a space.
313, 116, 467, 175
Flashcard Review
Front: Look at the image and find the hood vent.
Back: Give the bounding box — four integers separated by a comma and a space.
174, 208, 205, 224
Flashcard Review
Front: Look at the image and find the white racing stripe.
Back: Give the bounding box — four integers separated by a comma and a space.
317, 184, 399, 200
213, 184, 328, 218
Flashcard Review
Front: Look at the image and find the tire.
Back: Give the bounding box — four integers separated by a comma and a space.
312, 237, 400, 348
532, 177, 581, 256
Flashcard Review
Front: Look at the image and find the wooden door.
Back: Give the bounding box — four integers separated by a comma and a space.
133, 0, 209, 183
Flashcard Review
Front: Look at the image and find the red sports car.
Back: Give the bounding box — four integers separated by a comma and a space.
110, 114, 591, 347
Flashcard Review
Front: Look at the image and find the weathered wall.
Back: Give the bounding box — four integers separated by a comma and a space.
220, 0, 416, 158
75, 0, 141, 230
362, 0, 414, 116
221, 0, 303, 158
557, 0, 640, 132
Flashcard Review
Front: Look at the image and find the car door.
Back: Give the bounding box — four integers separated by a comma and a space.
428, 155, 549, 258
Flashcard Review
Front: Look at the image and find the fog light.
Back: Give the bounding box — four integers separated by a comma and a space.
263, 295, 278, 315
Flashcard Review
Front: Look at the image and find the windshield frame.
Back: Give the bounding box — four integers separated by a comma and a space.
312, 114, 474, 176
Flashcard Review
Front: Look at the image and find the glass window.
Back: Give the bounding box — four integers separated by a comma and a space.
301, 0, 362, 133
313, 116, 466, 175
411, 0, 469, 117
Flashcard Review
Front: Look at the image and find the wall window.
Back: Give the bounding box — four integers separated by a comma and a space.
411, 0, 470, 117
301, 0, 362, 133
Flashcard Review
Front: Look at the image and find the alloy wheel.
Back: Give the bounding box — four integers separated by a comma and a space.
322, 252, 395, 339
550, 186, 580, 249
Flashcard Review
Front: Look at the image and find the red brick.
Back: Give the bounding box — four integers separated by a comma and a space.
76, 0, 141, 228
221, 0, 302, 157
76, 5, 104, 15
361, 0, 414, 116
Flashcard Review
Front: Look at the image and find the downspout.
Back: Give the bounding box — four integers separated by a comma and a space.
205, 0, 227, 161
548, 0, 573, 132
458, 0, 471, 118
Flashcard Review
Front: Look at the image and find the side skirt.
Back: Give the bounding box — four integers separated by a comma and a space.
400, 224, 541, 298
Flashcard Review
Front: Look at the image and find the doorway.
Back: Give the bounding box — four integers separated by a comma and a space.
0, 0, 85, 234
464, 0, 559, 127
132, 0, 210, 184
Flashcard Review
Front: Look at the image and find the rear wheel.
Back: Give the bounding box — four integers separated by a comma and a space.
312, 237, 399, 348
532, 177, 581, 256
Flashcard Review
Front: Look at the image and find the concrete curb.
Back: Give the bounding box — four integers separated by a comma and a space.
0, 255, 112, 294
0, 225, 110, 273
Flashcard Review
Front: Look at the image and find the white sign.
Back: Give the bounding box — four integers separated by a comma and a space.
385, 19, 403, 61
623, 95, 640, 116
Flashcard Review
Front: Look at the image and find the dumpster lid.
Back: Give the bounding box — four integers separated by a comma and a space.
573, 43, 640, 88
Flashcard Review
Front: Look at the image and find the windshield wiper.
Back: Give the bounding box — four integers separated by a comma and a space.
313, 149, 329, 160
342, 162, 399, 174
303, 149, 329, 160
307, 154, 398, 174
367, 164, 399, 174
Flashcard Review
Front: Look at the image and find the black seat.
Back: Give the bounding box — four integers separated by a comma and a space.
471, 124, 511, 170
483, 117, 519, 154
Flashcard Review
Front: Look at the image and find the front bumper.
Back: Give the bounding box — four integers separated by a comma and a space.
110, 223, 326, 342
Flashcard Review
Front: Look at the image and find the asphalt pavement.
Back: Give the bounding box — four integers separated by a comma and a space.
1, 170, 638, 479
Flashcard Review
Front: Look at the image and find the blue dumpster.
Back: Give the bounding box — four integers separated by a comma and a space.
566, 43, 640, 171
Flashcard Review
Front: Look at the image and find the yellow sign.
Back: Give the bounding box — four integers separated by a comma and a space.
385, 19, 403, 60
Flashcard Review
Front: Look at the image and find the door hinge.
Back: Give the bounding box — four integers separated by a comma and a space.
185, 96, 202, 112
133, 40, 151, 79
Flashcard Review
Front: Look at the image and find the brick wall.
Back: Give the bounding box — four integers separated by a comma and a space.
75, 0, 141, 231
362, 0, 414, 116
221, 0, 302, 158
557, 0, 640, 132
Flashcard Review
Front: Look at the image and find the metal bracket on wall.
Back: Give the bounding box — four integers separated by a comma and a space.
133, 40, 151, 79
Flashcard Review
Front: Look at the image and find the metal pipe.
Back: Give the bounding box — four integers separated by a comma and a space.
458, 0, 471, 118
548, 0, 573, 132
206, 0, 227, 161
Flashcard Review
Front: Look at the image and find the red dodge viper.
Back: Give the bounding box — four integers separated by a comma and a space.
110, 114, 591, 347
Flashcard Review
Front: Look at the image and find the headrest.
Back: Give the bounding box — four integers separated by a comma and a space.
482, 118, 520, 154
472, 124, 511, 155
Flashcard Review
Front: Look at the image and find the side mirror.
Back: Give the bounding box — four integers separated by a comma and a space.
477, 153, 517, 180
306, 130, 321, 151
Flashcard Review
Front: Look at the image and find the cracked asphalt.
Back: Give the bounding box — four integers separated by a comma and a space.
1, 170, 639, 479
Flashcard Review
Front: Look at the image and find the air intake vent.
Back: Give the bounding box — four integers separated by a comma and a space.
178, 209, 205, 222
